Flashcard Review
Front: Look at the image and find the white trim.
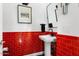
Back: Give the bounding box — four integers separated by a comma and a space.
24, 51, 44, 56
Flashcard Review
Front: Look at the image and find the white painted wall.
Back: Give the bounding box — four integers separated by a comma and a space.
3, 3, 57, 32
0, 4, 2, 41
3, 3, 79, 36
3, 3, 48, 32
57, 3, 79, 36
3, 3, 32, 32
0, 3, 2, 55
29, 3, 48, 31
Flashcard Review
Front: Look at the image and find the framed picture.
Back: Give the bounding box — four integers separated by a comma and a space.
17, 5, 32, 24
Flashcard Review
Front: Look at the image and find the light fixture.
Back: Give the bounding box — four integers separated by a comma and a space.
22, 3, 29, 5
62, 3, 69, 15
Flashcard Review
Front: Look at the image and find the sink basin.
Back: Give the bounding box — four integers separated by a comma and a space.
39, 35, 56, 42
39, 34, 56, 56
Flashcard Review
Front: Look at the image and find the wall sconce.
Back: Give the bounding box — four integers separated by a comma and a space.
22, 3, 29, 5
61, 3, 69, 15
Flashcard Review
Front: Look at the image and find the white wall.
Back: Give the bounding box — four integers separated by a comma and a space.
57, 3, 79, 36
29, 3, 48, 31
0, 4, 2, 42
3, 3, 58, 32
3, 3, 32, 32
3, 3, 79, 36
3, 3, 48, 32
0, 3, 2, 55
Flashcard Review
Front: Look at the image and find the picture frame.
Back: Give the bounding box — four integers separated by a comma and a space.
17, 5, 32, 24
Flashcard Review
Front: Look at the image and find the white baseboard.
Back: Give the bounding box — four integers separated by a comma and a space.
25, 51, 44, 56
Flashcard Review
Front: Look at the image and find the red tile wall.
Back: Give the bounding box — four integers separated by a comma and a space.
3, 32, 79, 56
56, 34, 79, 56
3, 32, 57, 56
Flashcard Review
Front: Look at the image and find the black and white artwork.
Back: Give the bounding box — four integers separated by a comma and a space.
17, 5, 32, 24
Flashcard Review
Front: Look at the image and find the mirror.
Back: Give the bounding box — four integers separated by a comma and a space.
46, 3, 58, 28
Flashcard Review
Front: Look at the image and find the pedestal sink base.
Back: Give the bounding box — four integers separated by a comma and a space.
45, 42, 51, 56
39, 35, 56, 56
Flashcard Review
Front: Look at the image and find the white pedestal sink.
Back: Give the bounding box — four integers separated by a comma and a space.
39, 35, 56, 56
